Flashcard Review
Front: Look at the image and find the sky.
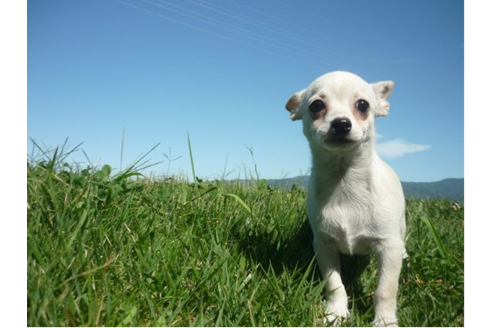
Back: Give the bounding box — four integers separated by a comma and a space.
27, 0, 464, 182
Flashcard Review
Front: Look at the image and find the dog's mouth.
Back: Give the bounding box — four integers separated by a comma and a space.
321, 137, 356, 152
320, 133, 369, 152
325, 136, 354, 144
322, 131, 370, 147
323, 135, 356, 146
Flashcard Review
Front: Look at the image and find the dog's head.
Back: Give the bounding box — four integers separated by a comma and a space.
286, 71, 394, 154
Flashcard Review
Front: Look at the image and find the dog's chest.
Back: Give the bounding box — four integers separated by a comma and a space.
310, 185, 377, 255
307, 167, 382, 254
320, 205, 376, 254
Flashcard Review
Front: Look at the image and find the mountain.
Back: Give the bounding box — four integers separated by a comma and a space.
401, 178, 464, 201
267, 177, 464, 202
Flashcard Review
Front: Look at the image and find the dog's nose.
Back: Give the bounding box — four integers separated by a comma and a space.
331, 118, 352, 136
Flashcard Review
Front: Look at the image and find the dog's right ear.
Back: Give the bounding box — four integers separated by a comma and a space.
285, 89, 306, 121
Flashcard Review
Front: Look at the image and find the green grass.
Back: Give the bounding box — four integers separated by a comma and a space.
27, 148, 464, 326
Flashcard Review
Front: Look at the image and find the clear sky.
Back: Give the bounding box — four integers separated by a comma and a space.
28, 0, 464, 182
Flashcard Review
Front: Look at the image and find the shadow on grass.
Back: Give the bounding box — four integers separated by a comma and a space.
235, 218, 316, 274
235, 216, 374, 314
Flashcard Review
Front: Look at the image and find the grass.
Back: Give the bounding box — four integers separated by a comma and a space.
27, 145, 464, 327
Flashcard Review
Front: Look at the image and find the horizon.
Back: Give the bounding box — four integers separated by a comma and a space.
28, 0, 464, 183
27, 137, 463, 184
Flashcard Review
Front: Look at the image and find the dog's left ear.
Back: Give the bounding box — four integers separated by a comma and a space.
371, 81, 395, 117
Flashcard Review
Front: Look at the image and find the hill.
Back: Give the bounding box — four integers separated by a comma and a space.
401, 178, 464, 201
268, 177, 464, 202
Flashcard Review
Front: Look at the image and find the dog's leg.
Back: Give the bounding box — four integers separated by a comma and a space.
314, 238, 349, 325
372, 240, 404, 327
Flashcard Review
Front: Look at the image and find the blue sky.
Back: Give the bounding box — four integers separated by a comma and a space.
28, 0, 464, 182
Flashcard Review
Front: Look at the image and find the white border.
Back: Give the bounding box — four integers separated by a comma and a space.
0, 0, 27, 327
465, 0, 492, 326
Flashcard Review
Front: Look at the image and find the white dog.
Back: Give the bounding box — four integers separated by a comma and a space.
285, 71, 406, 327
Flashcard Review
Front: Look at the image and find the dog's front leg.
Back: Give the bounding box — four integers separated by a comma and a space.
314, 238, 349, 325
373, 240, 404, 327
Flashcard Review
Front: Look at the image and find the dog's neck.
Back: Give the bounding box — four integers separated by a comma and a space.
310, 140, 375, 201
311, 139, 374, 174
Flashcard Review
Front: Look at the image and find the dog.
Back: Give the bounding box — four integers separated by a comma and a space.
285, 71, 406, 327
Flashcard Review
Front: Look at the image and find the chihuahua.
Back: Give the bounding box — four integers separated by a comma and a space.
285, 71, 406, 327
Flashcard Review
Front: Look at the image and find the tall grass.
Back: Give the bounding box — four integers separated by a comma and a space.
27, 144, 464, 326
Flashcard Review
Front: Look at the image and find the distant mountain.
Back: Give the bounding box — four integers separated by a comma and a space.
268, 176, 310, 189
268, 176, 464, 202
401, 178, 464, 201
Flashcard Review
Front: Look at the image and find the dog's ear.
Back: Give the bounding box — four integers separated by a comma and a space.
371, 81, 395, 117
285, 89, 306, 121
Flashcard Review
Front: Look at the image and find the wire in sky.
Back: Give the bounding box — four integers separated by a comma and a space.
111, 0, 376, 74
111, 0, 320, 69
145, 0, 337, 66
191, 0, 368, 63
221, 0, 377, 60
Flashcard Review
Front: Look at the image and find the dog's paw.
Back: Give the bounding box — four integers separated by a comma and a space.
324, 306, 349, 327
372, 315, 398, 327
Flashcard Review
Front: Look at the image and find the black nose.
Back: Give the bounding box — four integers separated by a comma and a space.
331, 118, 352, 136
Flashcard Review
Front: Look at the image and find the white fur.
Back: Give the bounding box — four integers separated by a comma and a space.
285, 71, 406, 327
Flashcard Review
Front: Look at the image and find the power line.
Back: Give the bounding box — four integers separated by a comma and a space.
268, 0, 387, 60
195, 0, 367, 63
111, 0, 320, 68
145, 0, 334, 66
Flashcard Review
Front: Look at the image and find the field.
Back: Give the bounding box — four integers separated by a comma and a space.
27, 149, 464, 326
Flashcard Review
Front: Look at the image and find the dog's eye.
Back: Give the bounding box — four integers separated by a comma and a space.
309, 100, 325, 112
356, 100, 369, 113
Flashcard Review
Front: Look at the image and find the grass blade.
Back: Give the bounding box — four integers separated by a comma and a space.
67, 209, 88, 248
225, 193, 252, 215
421, 216, 448, 261
187, 133, 197, 183
120, 125, 125, 172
